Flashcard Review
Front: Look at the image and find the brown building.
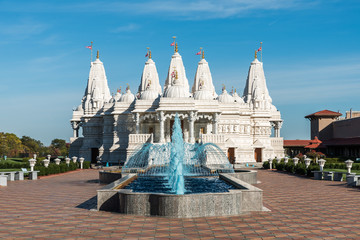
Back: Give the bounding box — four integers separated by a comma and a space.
284, 110, 360, 158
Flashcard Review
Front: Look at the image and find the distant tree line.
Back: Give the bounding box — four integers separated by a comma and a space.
0, 132, 69, 158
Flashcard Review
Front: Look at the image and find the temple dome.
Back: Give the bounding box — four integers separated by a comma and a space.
141, 89, 160, 100
75, 104, 83, 111
164, 85, 189, 98
232, 91, 244, 103
218, 89, 234, 103
120, 89, 135, 103
194, 87, 213, 100
114, 91, 122, 101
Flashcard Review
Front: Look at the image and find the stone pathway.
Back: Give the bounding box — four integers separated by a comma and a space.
0, 169, 359, 239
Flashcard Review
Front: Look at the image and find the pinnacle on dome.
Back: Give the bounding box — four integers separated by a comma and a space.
97, 50, 99, 59
82, 50, 111, 113
163, 38, 190, 97
192, 49, 217, 100
138, 48, 162, 99
242, 51, 273, 109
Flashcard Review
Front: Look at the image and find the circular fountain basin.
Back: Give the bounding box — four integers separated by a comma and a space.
124, 176, 236, 194
97, 173, 264, 218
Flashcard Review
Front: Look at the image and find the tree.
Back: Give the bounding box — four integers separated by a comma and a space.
21, 136, 45, 155
0, 132, 24, 158
50, 138, 69, 157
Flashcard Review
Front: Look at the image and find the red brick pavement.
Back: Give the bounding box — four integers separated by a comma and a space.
0, 169, 359, 239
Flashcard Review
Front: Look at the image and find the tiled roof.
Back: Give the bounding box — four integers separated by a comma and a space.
305, 110, 342, 118
284, 140, 311, 147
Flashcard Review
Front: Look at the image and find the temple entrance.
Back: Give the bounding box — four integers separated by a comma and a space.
227, 148, 235, 164
91, 148, 99, 164
254, 148, 262, 162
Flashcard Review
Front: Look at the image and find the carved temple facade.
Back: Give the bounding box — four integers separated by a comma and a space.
69, 45, 284, 165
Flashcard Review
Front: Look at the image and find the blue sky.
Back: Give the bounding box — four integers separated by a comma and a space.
0, 0, 359, 145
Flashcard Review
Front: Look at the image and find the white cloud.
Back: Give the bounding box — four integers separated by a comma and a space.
0, 0, 319, 19
0, 19, 48, 40
111, 23, 140, 33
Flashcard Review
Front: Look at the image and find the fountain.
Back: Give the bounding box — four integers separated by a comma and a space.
97, 114, 263, 218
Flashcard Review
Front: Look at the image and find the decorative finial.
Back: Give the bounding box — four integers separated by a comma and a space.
149, 50, 152, 59
119, 86, 121, 93
126, 83, 130, 91
97, 50, 99, 59
175, 43, 178, 53
202, 48, 204, 59
255, 50, 257, 59
222, 84, 226, 92
235, 88, 237, 93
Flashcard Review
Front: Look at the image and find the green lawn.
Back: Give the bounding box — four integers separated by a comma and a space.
324, 168, 360, 178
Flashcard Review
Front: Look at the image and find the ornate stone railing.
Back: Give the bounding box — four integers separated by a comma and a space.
201, 134, 226, 144
128, 134, 152, 144
271, 137, 283, 147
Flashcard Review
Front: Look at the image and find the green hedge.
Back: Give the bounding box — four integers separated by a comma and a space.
0, 160, 28, 169
34, 162, 78, 176
263, 159, 320, 177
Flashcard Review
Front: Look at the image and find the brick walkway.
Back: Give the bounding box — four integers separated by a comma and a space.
0, 169, 359, 239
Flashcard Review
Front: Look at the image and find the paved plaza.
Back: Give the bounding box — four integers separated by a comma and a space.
0, 169, 360, 239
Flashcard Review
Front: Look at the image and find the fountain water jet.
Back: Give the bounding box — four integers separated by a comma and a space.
122, 114, 234, 194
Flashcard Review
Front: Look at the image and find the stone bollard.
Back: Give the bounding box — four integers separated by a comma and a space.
72, 156, 78, 164
65, 157, 71, 167
268, 158, 273, 170
293, 157, 299, 166
54, 158, 61, 165
43, 159, 50, 168
345, 159, 354, 174
318, 159, 326, 171
284, 157, 289, 164
304, 158, 311, 168
29, 158, 36, 171
79, 157, 85, 169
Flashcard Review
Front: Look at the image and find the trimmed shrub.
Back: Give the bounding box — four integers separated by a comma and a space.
263, 161, 270, 169
295, 163, 307, 175
276, 162, 285, 171
285, 162, 295, 173
83, 161, 91, 169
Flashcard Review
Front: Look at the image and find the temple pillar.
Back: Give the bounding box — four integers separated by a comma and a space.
158, 111, 165, 143
212, 113, 220, 134
71, 121, 80, 138
134, 113, 140, 134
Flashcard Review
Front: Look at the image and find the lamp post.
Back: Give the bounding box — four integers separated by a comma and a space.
65, 157, 71, 167
79, 157, 85, 169
318, 159, 326, 171
345, 159, 354, 174
54, 157, 61, 165
43, 159, 50, 168
72, 156, 78, 164
304, 158, 311, 169
293, 157, 299, 166
268, 158, 273, 170
29, 158, 36, 171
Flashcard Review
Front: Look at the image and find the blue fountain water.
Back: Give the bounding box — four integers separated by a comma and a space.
168, 114, 185, 194
123, 114, 234, 195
